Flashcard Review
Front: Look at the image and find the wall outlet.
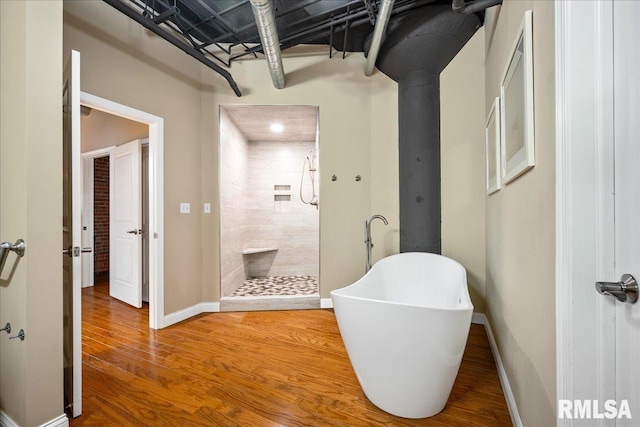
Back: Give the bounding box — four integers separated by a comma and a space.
180, 203, 191, 214
204, 203, 211, 213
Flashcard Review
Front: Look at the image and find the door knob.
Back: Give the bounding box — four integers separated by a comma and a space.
1, 239, 25, 276
595, 274, 638, 304
126, 229, 142, 235
63, 246, 92, 257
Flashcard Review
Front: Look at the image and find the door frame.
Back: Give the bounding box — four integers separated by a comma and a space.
80, 92, 165, 329
81, 147, 115, 288
555, 0, 617, 424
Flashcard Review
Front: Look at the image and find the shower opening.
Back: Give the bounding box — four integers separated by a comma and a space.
218, 105, 320, 311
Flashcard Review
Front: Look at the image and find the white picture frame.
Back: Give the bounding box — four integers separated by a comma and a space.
486, 96, 501, 194
500, 9, 534, 185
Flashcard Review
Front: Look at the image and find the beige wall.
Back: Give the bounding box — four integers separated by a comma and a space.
369, 70, 400, 263
81, 108, 148, 153
65, 1, 206, 314
485, 2, 556, 425
0, 1, 64, 426
64, 1, 399, 308
440, 28, 487, 313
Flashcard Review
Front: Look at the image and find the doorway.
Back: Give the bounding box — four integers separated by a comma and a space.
79, 92, 165, 329
81, 137, 151, 307
218, 105, 320, 312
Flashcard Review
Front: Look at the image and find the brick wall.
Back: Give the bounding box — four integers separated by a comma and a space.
94, 156, 110, 273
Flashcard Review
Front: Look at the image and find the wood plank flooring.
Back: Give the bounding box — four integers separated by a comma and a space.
72, 281, 511, 426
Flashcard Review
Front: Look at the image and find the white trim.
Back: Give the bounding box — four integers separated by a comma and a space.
555, 3, 616, 426
471, 312, 486, 325
0, 410, 18, 427
81, 156, 94, 288
320, 297, 333, 309
82, 146, 116, 159
80, 91, 165, 330
484, 320, 523, 427
200, 302, 221, 313
163, 302, 220, 327
0, 412, 67, 427
39, 414, 69, 427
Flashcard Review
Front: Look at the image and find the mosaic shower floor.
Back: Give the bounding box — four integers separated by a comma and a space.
230, 275, 318, 297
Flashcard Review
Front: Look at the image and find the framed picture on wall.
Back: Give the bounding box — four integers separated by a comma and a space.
486, 96, 501, 194
500, 9, 534, 185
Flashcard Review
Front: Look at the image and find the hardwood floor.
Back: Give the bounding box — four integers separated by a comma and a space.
72, 282, 511, 426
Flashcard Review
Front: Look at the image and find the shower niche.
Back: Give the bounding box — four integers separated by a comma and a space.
218, 105, 320, 310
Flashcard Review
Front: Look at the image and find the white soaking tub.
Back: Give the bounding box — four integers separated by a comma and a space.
331, 252, 473, 419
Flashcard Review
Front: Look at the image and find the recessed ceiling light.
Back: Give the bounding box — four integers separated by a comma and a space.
270, 123, 284, 133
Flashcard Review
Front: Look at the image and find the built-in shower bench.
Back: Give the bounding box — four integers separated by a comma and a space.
242, 247, 278, 255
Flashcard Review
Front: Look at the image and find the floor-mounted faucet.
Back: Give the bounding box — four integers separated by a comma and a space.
365, 215, 388, 272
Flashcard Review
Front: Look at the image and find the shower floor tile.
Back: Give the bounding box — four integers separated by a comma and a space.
231, 275, 318, 297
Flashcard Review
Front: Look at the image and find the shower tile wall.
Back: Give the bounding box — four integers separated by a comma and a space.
247, 140, 319, 277
219, 109, 250, 296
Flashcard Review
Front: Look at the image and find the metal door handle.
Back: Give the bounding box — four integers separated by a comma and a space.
62, 246, 72, 257
595, 274, 638, 304
0, 239, 25, 276
63, 246, 93, 257
126, 229, 142, 235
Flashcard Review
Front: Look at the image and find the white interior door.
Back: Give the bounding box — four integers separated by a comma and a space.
62, 49, 82, 418
81, 156, 94, 288
109, 139, 142, 308
613, 1, 640, 423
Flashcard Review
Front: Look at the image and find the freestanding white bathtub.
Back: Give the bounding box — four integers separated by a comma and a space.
330, 252, 473, 419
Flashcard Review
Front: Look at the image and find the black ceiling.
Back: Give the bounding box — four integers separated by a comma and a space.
122, 0, 462, 64
105, 0, 484, 95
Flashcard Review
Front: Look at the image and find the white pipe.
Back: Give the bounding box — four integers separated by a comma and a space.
249, 0, 285, 89
364, 0, 395, 77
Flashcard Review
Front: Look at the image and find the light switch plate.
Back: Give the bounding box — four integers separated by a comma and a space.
204, 203, 211, 213
180, 203, 191, 214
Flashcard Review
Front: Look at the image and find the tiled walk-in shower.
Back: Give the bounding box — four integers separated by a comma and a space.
219, 105, 320, 309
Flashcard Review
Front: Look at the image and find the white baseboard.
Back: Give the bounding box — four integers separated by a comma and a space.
0, 412, 68, 427
199, 302, 221, 313
0, 410, 18, 427
472, 312, 486, 325
483, 319, 523, 427
39, 414, 69, 427
163, 302, 220, 327
320, 298, 333, 309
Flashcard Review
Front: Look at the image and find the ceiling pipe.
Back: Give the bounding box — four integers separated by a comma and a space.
102, 0, 242, 96
452, 0, 502, 14
249, 0, 286, 89
364, 0, 395, 76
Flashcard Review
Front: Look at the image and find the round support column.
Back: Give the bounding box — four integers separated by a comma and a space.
398, 71, 441, 253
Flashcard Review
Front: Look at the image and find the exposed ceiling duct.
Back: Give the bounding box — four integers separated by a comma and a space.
364, 0, 395, 76
102, 0, 242, 96
249, 0, 286, 89
374, 4, 481, 253
103, 0, 462, 96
